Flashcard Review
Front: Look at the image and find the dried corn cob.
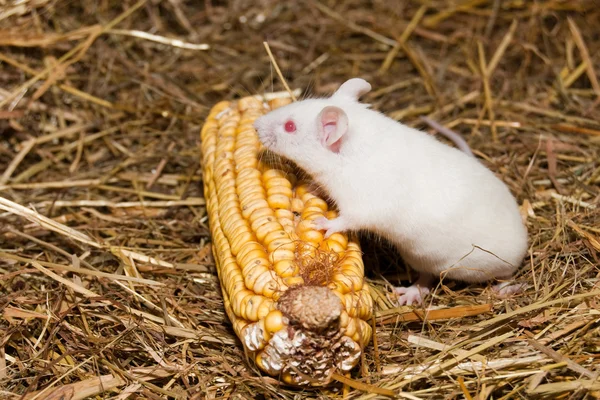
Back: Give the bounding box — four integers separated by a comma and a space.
200, 93, 373, 386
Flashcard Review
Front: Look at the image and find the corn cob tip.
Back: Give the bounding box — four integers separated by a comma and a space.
277, 285, 342, 330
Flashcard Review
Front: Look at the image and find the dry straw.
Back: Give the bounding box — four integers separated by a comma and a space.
1, 0, 599, 399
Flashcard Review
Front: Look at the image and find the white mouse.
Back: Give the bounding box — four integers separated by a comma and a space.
253, 78, 528, 305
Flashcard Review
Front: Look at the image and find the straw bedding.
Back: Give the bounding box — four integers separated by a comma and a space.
1, 1, 599, 398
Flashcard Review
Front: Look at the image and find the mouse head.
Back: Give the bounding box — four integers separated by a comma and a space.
253, 78, 371, 175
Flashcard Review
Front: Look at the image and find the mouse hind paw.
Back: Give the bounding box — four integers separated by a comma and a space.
393, 274, 433, 306
393, 285, 430, 306
492, 281, 526, 298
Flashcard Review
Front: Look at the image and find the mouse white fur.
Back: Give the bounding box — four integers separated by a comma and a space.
253, 78, 528, 305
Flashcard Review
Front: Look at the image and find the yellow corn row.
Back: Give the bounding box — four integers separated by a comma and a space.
200, 93, 373, 386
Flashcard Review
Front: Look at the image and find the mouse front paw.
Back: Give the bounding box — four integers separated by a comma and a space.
394, 285, 430, 306
313, 216, 347, 238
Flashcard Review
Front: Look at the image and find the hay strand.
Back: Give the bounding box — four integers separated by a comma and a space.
1, 1, 599, 398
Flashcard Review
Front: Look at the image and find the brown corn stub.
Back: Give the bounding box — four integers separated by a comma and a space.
200, 95, 374, 386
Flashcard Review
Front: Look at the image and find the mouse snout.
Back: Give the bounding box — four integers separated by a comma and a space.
253, 117, 276, 147
253, 117, 267, 137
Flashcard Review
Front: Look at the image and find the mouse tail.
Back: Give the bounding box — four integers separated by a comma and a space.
420, 116, 474, 157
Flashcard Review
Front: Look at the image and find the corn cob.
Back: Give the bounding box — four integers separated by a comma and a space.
200, 93, 374, 386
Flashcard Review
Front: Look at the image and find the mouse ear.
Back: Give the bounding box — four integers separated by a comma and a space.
318, 106, 348, 153
332, 78, 371, 101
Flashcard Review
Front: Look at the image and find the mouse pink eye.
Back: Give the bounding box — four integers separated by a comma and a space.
284, 120, 296, 133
